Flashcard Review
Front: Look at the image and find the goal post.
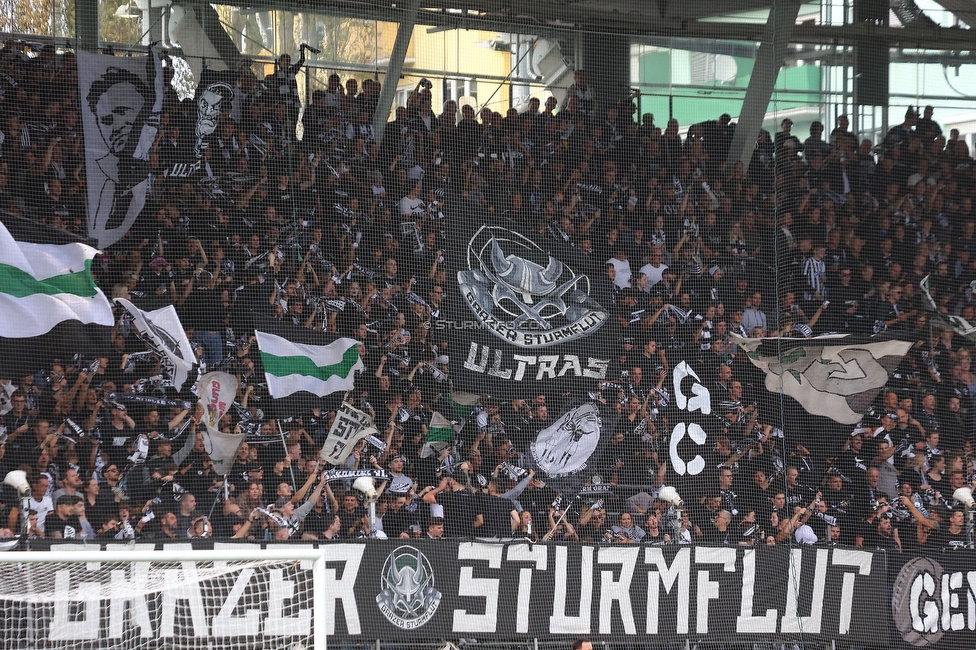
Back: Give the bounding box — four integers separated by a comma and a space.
0, 548, 327, 650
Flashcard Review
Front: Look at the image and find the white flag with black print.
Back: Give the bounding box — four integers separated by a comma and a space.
78, 47, 164, 248
319, 401, 379, 466
732, 333, 913, 424
116, 298, 196, 391
196, 372, 242, 476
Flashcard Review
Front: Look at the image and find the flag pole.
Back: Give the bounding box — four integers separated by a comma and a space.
276, 418, 298, 490
543, 494, 581, 540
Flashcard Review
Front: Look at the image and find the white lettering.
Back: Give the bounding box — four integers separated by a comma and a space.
108, 564, 154, 639
101, 543, 155, 639
264, 568, 311, 637
942, 571, 966, 631
550, 545, 593, 634
557, 355, 582, 377
536, 355, 560, 380
695, 547, 736, 633
211, 568, 261, 636
454, 542, 502, 633
669, 422, 707, 476
320, 544, 364, 635
831, 548, 873, 634
598, 547, 638, 634
968, 571, 976, 631
645, 547, 691, 634
911, 572, 939, 633
672, 361, 711, 413
512, 354, 535, 381
487, 349, 513, 379
160, 563, 209, 638
583, 357, 610, 379
464, 343, 488, 372
737, 549, 777, 633
49, 570, 101, 641
780, 548, 827, 633
507, 544, 548, 634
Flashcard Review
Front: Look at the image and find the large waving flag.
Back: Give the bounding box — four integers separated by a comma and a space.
255, 331, 363, 398
116, 298, 196, 391
0, 220, 113, 336
419, 411, 458, 459
732, 334, 913, 424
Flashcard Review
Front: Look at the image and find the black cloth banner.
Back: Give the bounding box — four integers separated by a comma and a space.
446, 221, 614, 399
888, 551, 976, 649
11, 540, 890, 646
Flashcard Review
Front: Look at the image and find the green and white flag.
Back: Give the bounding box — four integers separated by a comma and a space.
255, 331, 363, 398
0, 221, 113, 336
419, 411, 458, 458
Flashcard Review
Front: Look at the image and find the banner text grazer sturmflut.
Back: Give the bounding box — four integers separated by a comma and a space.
4, 540, 894, 647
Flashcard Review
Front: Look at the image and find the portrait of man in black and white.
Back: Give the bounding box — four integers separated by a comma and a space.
194, 81, 234, 158
81, 50, 162, 248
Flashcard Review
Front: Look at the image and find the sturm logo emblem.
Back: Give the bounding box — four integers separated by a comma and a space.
376, 546, 442, 629
458, 226, 608, 348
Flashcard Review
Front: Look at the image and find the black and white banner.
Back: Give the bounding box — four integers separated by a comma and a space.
527, 401, 613, 495
319, 401, 379, 465
10, 541, 890, 646
195, 371, 241, 476
79, 49, 163, 248
447, 224, 613, 398
192, 69, 241, 160
889, 552, 976, 649
116, 298, 196, 391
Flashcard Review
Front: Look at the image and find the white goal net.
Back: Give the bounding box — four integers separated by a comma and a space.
0, 549, 325, 650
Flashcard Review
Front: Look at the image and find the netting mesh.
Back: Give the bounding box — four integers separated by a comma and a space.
0, 0, 974, 648
0, 557, 316, 649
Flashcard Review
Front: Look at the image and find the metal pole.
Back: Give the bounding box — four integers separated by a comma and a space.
372, 0, 421, 147
277, 419, 299, 489
314, 553, 327, 650
368, 498, 377, 537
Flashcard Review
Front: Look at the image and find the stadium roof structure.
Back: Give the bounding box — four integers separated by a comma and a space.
221, 0, 976, 48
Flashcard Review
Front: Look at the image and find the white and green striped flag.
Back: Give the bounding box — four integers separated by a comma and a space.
0, 221, 113, 336
255, 331, 363, 398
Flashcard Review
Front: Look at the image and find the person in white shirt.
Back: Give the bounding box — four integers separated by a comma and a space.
398, 181, 426, 219
606, 248, 632, 290
639, 246, 669, 290
29, 475, 54, 532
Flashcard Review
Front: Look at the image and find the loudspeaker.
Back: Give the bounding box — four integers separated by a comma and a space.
855, 38, 889, 106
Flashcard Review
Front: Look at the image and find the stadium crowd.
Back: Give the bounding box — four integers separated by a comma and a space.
0, 44, 974, 552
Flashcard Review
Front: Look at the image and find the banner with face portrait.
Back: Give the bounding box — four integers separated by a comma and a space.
78, 49, 163, 249
193, 68, 241, 160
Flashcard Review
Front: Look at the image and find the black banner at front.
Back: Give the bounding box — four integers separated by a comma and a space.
889, 551, 976, 649
10, 541, 890, 646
